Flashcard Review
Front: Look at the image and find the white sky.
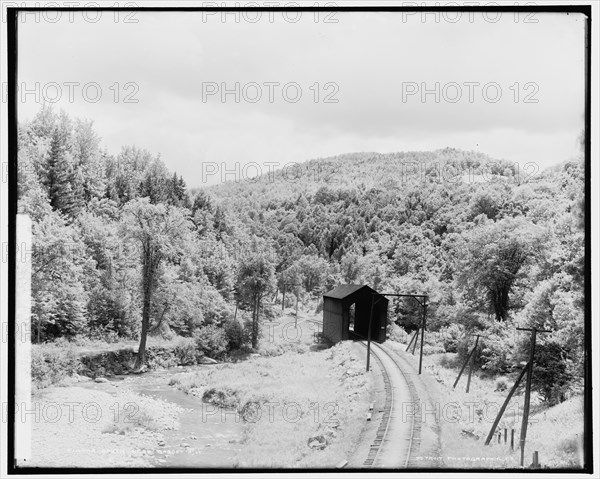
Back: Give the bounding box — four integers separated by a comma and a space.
15, 10, 586, 187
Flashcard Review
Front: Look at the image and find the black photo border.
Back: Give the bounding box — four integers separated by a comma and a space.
5, 3, 594, 475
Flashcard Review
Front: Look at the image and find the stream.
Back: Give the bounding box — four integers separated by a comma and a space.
83, 367, 245, 468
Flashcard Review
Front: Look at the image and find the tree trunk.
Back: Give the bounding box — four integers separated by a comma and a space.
134, 295, 150, 370
134, 245, 158, 370
252, 292, 260, 349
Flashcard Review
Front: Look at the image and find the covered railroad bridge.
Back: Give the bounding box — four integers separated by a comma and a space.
322, 284, 388, 344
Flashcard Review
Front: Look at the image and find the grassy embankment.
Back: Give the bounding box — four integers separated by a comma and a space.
168, 308, 372, 468
387, 336, 584, 469
29, 303, 372, 468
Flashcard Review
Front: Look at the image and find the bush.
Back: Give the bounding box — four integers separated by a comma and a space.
388, 322, 408, 343
495, 377, 509, 392
262, 302, 277, 320
423, 344, 445, 355
441, 324, 465, 353
202, 387, 240, 409
478, 332, 516, 375
172, 337, 200, 365
193, 324, 228, 359
224, 319, 250, 351
32, 344, 82, 388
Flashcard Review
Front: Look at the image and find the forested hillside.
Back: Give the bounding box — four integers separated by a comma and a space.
18, 107, 585, 404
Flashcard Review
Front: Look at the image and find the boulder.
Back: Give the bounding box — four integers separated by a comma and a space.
199, 356, 218, 365
461, 428, 480, 440
307, 434, 328, 450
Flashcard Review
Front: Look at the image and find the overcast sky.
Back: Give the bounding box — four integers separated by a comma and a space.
16, 10, 586, 187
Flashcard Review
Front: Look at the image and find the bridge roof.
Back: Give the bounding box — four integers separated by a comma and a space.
323, 284, 389, 301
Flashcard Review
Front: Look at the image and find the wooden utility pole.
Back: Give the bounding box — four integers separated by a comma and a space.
484, 326, 551, 469
366, 295, 376, 372
405, 329, 418, 352
517, 327, 551, 467
453, 334, 487, 393
418, 297, 426, 375
411, 329, 419, 355
485, 361, 529, 445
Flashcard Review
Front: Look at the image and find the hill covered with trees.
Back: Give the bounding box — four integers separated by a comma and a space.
18, 107, 585, 405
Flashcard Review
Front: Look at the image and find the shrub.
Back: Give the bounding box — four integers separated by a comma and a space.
478, 334, 515, 375
202, 387, 240, 409
388, 322, 408, 343
441, 324, 464, 353
194, 324, 228, 359
32, 344, 82, 388
495, 377, 509, 392
262, 302, 277, 320
423, 344, 445, 355
172, 337, 200, 365
224, 319, 250, 351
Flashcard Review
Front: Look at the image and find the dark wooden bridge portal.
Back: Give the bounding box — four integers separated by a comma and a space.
322, 284, 388, 344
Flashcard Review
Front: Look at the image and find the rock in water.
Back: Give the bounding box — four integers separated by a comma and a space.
94, 377, 109, 383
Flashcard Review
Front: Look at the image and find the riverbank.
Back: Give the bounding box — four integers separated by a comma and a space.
26, 310, 372, 469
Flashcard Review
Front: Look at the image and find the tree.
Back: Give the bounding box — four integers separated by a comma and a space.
456, 218, 545, 321
531, 340, 570, 405
235, 250, 275, 349
43, 123, 84, 218
31, 211, 90, 341
122, 198, 193, 369
72, 118, 106, 201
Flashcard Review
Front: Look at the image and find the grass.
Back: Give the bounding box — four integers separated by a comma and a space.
168, 305, 371, 468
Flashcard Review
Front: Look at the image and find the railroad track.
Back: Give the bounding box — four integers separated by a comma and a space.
358, 341, 422, 468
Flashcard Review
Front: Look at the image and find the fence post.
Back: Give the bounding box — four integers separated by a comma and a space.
510, 429, 515, 450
